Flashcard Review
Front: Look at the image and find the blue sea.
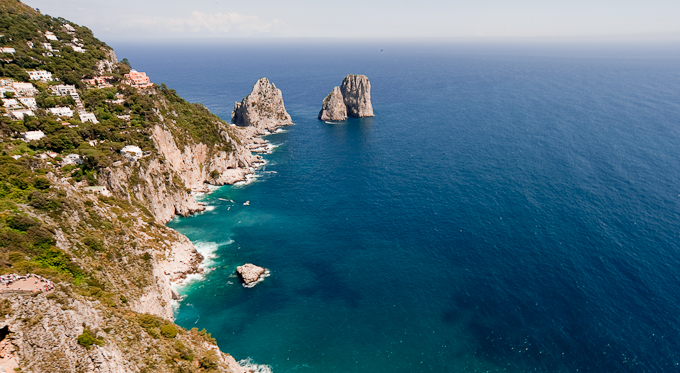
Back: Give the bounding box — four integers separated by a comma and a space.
114, 41, 680, 372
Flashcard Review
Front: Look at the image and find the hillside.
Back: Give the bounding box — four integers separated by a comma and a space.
0, 1, 265, 372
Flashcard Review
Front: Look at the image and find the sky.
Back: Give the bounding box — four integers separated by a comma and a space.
24, 0, 680, 42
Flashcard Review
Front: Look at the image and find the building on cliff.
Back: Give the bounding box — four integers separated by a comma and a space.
124, 70, 153, 89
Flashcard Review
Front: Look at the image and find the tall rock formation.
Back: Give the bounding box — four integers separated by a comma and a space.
341, 74, 373, 117
319, 74, 374, 121
318, 86, 347, 121
231, 78, 293, 132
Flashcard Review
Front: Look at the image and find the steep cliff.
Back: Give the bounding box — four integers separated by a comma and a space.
232, 77, 293, 133
318, 86, 347, 121
341, 74, 374, 117
0, 1, 274, 371
1, 292, 247, 373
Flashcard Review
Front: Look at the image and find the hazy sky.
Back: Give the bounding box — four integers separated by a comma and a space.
25, 0, 680, 41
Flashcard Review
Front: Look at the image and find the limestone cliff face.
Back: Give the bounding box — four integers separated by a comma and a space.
318, 86, 347, 121
232, 77, 293, 133
1, 293, 247, 373
341, 74, 374, 117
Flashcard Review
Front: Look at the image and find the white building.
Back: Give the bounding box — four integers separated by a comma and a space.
48, 107, 74, 117
26, 41, 33, 49
0, 47, 15, 54
9, 109, 34, 120
79, 111, 99, 124
44, 31, 58, 41
27, 70, 53, 82
62, 154, 83, 165
62, 24, 76, 33
121, 145, 143, 161
11, 82, 38, 96
84, 186, 112, 197
20, 130, 45, 142
2, 98, 20, 109
18, 97, 37, 109
51, 84, 77, 96
41, 42, 53, 51
71, 46, 85, 53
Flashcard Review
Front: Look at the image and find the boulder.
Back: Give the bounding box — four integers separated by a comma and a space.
318, 86, 347, 121
340, 74, 374, 117
231, 78, 293, 131
236, 263, 266, 285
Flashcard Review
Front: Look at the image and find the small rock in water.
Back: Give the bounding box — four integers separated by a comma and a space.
236, 263, 266, 286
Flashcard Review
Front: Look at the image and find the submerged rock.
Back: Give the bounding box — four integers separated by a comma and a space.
232, 77, 293, 131
341, 74, 374, 117
236, 263, 266, 285
318, 86, 348, 121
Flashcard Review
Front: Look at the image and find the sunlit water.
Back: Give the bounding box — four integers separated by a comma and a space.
115, 41, 680, 372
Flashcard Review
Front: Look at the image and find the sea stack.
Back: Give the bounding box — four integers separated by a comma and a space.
236, 263, 266, 286
318, 86, 347, 121
318, 74, 374, 121
232, 77, 293, 131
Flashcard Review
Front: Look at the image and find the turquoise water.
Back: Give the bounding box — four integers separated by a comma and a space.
116, 42, 680, 372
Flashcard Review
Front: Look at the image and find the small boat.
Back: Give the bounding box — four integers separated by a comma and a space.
243, 201, 250, 206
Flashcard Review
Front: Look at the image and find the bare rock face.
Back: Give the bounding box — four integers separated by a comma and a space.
318, 86, 348, 121
341, 74, 374, 117
236, 263, 266, 285
232, 78, 293, 132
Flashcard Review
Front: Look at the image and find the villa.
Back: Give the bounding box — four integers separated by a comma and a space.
121, 145, 143, 161
62, 24, 75, 33
11, 82, 38, 96
0, 47, 15, 54
2, 98, 20, 109
44, 31, 58, 41
27, 70, 53, 82
79, 111, 99, 124
62, 154, 83, 165
18, 97, 37, 109
48, 107, 74, 117
9, 109, 34, 120
20, 130, 45, 142
84, 186, 112, 197
51, 84, 77, 96
124, 70, 153, 89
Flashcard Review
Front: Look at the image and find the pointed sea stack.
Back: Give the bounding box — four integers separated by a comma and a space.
341, 74, 373, 117
318, 86, 348, 121
319, 74, 373, 121
232, 77, 293, 131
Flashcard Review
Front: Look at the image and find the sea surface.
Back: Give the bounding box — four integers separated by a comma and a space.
114, 41, 680, 372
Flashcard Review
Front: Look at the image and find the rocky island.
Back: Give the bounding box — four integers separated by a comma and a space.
232, 77, 293, 133
236, 263, 267, 287
319, 74, 374, 121
0, 1, 280, 371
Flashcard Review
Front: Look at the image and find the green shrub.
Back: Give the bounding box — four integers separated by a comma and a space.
83, 236, 104, 252
32, 177, 51, 190
199, 350, 219, 370
6, 215, 37, 231
77, 329, 103, 349
160, 323, 178, 338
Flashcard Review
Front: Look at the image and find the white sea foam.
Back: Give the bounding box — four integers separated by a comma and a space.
173, 241, 230, 289
239, 358, 273, 373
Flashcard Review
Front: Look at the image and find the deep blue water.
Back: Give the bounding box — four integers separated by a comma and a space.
114, 41, 680, 372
